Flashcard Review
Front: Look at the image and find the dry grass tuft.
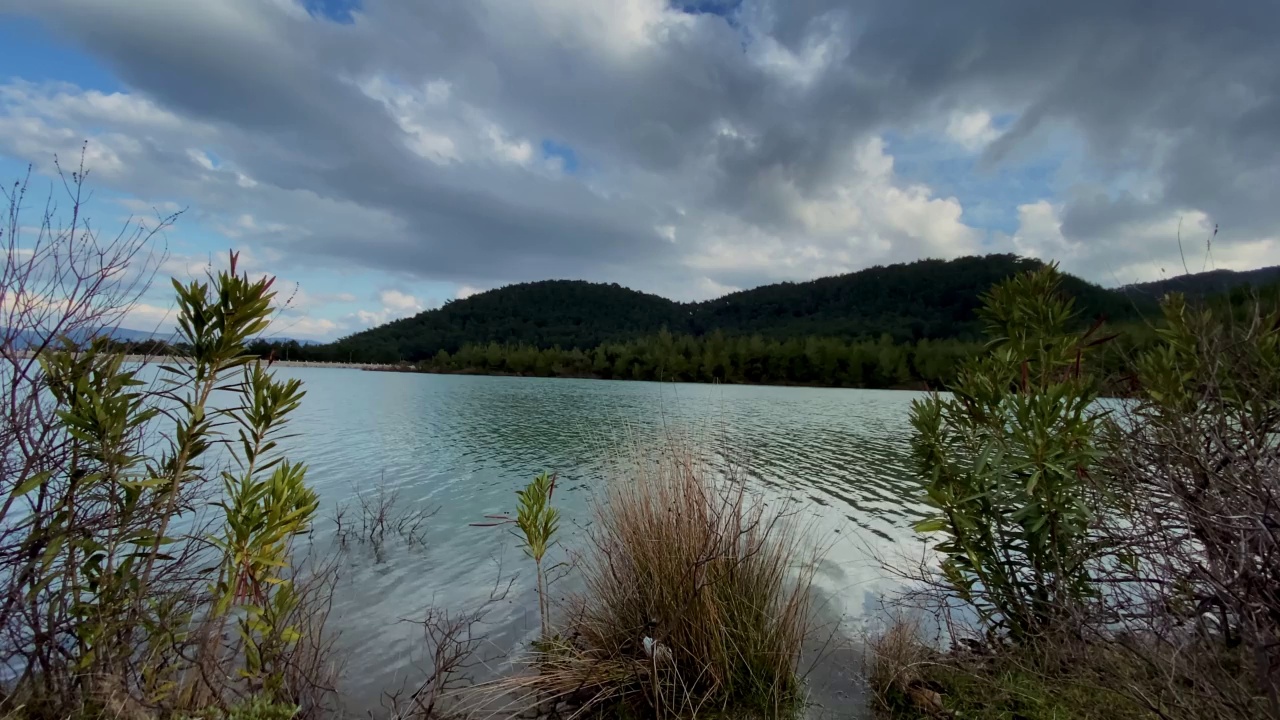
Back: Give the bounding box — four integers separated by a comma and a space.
480, 445, 819, 719
866, 616, 1177, 719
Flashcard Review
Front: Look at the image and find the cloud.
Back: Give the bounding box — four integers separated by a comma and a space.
378, 289, 423, 313
271, 314, 341, 340
342, 288, 429, 330
122, 301, 176, 332
0, 0, 1275, 308
945, 111, 1001, 152
1005, 200, 1280, 286
694, 276, 740, 299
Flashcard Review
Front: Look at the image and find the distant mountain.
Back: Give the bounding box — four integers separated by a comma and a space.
109, 327, 178, 344
3, 325, 317, 349
312, 254, 1156, 364
1123, 266, 1280, 299
2, 326, 170, 350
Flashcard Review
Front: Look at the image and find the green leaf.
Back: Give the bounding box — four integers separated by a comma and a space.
11, 471, 51, 498
912, 517, 949, 533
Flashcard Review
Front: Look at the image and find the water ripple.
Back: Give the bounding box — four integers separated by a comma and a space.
266, 369, 930, 709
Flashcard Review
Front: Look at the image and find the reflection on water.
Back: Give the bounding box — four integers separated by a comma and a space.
269, 369, 931, 714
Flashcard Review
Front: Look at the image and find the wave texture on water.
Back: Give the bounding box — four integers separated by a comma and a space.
267, 369, 931, 712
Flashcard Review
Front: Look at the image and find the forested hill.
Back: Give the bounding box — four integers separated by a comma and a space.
329, 280, 686, 361
1123, 265, 1280, 300
686, 255, 1144, 340
308, 254, 1151, 364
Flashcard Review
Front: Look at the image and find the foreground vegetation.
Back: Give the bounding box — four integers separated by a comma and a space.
7, 166, 1278, 720
465, 451, 817, 720
2, 166, 327, 718
871, 264, 1280, 718
2, 168, 824, 720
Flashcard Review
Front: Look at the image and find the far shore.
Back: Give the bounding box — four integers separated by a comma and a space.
11, 349, 936, 389
374, 364, 935, 391
11, 350, 402, 372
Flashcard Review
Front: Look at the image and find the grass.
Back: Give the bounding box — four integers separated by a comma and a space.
866, 614, 1280, 719
481, 446, 819, 719
867, 618, 1164, 720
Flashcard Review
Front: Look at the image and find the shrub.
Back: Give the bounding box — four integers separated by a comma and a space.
472, 472, 560, 637
884, 270, 1280, 718
1103, 291, 1280, 717
909, 264, 1110, 639
1, 168, 326, 720
493, 447, 818, 719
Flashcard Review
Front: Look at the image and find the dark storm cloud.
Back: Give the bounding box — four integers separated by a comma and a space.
811, 0, 1280, 239
5, 0, 677, 282
5, 0, 1279, 291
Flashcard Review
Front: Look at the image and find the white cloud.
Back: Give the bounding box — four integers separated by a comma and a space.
122, 301, 176, 331
694, 276, 739, 299
0, 81, 190, 131
1002, 200, 1280, 285
378, 289, 423, 313
117, 197, 181, 213
358, 75, 461, 165
187, 148, 216, 170
747, 27, 842, 88
945, 110, 1001, 151
344, 289, 428, 330
455, 284, 482, 300
519, 0, 690, 59
158, 254, 212, 281
683, 136, 979, 284
485, 124, 535, 166
271, 314, 340, 340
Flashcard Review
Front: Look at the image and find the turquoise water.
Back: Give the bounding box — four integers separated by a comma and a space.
268, 368, 932, 713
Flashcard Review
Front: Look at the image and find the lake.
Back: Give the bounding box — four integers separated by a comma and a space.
270, 367, 932, 715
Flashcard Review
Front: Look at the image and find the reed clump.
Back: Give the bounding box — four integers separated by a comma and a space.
488, 447, 819, 719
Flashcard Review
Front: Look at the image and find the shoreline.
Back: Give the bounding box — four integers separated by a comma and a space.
369, 364, 934, 391
12, 351, 404, 372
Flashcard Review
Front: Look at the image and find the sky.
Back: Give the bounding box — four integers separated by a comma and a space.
0, 0, 1276, 341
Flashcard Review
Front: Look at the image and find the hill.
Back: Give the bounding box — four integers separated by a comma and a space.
1123, 265, 1280, 299
325, 280, 685, 363
686, 255, 1146, 341
310, 254, 1153, 364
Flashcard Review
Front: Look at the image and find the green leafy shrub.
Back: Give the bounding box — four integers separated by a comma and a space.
474, 472, 560, 636
910, 264, 1109, 638
4, 248, 322, 717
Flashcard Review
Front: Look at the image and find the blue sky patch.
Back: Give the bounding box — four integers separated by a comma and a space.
885, 129, 1063, 236
541, 139, 579, 174
303, 0, 362, 24
675, 0, 743, 18
0, 17, 120, 92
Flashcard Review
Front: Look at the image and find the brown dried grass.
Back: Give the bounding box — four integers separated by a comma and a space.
477, 445, 819, 719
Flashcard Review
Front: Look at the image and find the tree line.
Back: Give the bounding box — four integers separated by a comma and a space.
418, 331, 981, 388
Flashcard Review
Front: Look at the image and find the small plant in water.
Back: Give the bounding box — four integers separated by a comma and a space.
473, 472, 559, 636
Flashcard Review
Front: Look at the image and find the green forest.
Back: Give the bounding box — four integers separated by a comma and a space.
418, 332, 981, 388
240, 254, 1277, 389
